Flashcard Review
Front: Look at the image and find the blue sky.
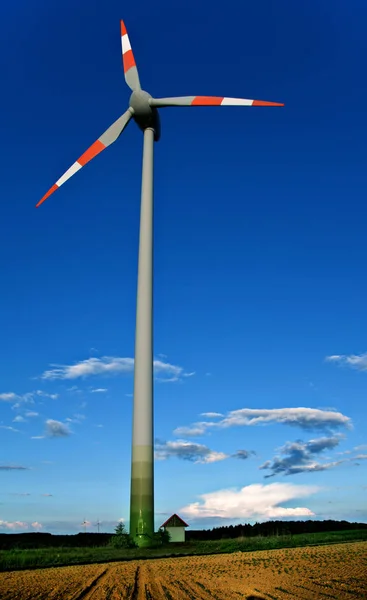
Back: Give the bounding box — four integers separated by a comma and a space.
1, 0, 367, 534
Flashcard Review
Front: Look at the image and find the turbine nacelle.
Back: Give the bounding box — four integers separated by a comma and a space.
129, 90, 161, 142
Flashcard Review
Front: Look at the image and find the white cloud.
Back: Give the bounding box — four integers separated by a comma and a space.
0, 425, 20, 433
35, 390, 58, 399
174, 407, 351, 437
41, 493, 53, 497
200, 412, 224, 418
0, 521, 42, 531
39, 356, 193, 383
155, 376, 181, 383
355, 454, 367, 460
326, 353, 367, 371
13, 416, 25, 423
154, 358, 189, 382
41, 357, 131, 379
90, 388, 108, 393
25, 411, 39, 418
217, 408, 350, 430
180, 482, 318, 520
45, 420, 71, 437
65, 413, 85, 424
155, 440, 229, 464
174, 423, 209, 437
1, 390, 57, 404
0, 393, 18, 402
31, 436, 45, 440
0, 520, 29, 530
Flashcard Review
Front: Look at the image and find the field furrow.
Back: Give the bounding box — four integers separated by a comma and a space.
0, 541, 366, 599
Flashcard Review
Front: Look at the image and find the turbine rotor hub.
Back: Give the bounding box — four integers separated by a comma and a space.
129, 90, 160, 141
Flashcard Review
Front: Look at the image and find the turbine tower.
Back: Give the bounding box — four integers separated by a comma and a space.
36, 19, 284, 547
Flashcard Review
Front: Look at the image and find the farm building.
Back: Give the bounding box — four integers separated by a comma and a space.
160, 513, 188, 542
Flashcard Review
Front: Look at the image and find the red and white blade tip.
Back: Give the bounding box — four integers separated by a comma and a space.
120, 20, 127, 36
120, 20, 136, 75
35, 140, 106, 208
191, 97, 284, 106
252, 100, 284, 106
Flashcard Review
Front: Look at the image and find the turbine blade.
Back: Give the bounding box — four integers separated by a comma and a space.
120, 20, 141, 91
36, 109, 133, 208
150, 96, 284, 107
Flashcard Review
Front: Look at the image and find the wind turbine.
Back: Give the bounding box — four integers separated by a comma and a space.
36, 19, 284, 547
94, 519, 101, 534
81, 519, 88, 534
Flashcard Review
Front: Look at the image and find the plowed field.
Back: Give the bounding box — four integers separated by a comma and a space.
0, 541, 366, 599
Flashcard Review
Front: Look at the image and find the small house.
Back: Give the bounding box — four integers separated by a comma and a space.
160, 513, 188, 542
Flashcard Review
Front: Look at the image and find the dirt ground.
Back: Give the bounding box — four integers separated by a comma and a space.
0, 541, 366, 599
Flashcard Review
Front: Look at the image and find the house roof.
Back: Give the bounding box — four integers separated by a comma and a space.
160, 513, 189, 528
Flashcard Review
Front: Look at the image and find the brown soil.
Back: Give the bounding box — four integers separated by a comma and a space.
0, 541, 366, 599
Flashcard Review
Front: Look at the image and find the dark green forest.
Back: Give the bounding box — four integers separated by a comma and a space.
186, 519, 367, 540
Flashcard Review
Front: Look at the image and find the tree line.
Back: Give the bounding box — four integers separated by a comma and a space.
0, 520, 365, 549
185, 519, 367, 541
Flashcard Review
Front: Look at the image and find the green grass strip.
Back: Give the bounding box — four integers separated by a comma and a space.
1, 529, 366, 572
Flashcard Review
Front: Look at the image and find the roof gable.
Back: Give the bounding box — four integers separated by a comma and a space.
160, 513, 189, 528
